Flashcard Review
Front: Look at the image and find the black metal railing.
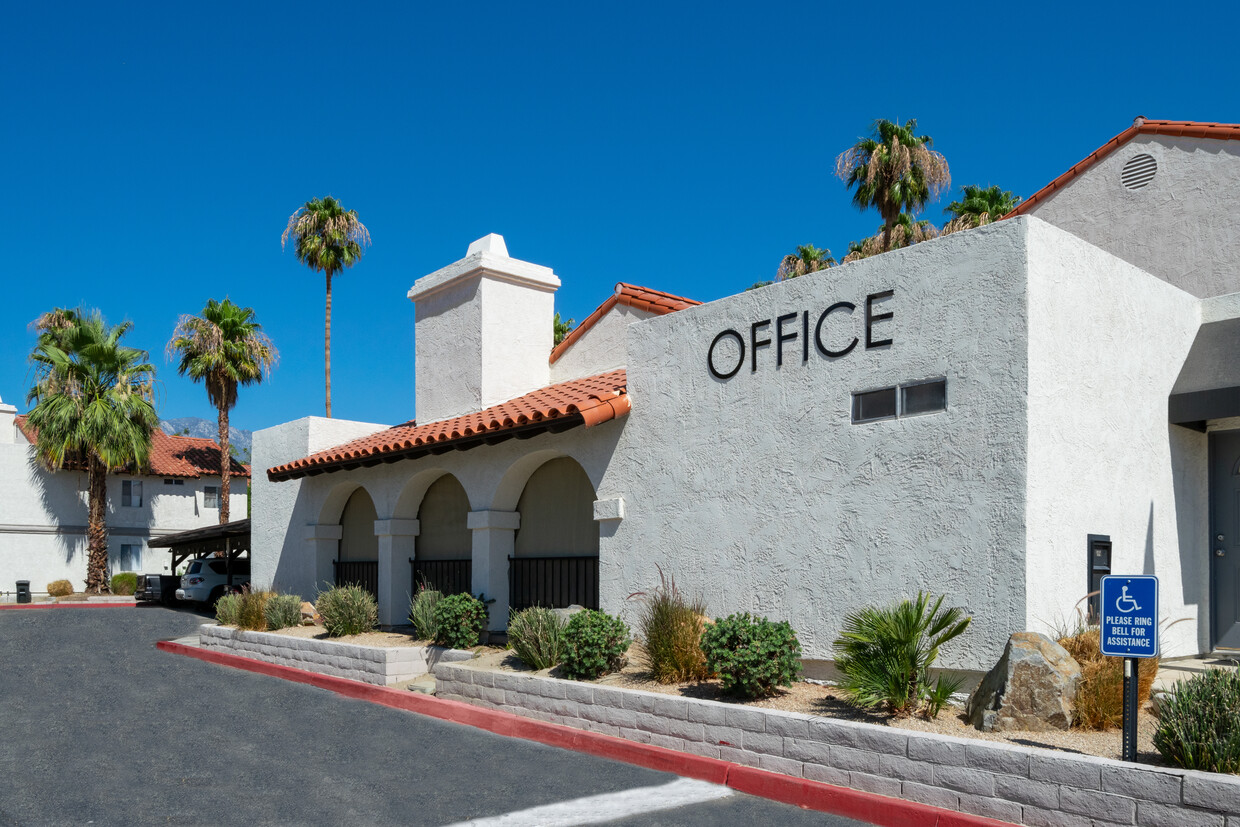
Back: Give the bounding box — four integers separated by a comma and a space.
333, 560, 378, 597
508, 555, 599, 611
410, 558, 472, 596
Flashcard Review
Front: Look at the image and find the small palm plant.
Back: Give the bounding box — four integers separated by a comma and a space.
834, 592, 971, 717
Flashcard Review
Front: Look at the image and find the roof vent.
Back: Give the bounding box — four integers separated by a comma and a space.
1121, 154, 1157, 190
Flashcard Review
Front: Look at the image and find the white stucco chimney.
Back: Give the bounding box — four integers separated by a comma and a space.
408, 234, 560, 424
0, 395, 15, 444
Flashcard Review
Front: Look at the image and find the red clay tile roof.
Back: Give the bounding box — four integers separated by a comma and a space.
1007, 119, 1240, 218
549, 283, 701, 365
15, 415, 248, 479
268, 369, 630, 481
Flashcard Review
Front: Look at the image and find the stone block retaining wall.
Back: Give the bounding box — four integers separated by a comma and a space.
199, 625, 471, 685
435, 663, 1240, 826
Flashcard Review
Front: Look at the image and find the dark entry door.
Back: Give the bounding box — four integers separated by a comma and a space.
1210, 431, 1240, 649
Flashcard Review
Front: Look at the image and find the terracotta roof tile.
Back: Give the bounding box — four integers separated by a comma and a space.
267, 369, 629, 481
14, 415, 248, 478
549, 283, 700, 365
1007, 119, 1240, 218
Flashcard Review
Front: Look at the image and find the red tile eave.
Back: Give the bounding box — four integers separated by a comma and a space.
267, 369, 630, 481
1005, 120, 1240, 219
549, 283, 701, 365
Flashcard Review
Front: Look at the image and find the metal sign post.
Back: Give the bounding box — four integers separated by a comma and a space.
1099, 575, 1159, 762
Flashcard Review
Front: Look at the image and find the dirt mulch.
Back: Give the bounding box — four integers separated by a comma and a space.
460, 645, 1164, 765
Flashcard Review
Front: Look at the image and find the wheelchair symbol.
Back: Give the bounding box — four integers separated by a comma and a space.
1115, 586, 1141, 613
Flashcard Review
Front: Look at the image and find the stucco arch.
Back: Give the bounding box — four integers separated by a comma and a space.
393, 468, 462, 520
513, 456, 599, 558
417, 474, 472, 561
317, 480, 368, 526
339, 488, 379, 562
491, 449, 576, 512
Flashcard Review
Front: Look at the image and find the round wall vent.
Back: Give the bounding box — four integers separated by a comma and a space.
1121, 154, 1157, 190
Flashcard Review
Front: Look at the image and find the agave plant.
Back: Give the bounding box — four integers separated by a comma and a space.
833, 592, 971, 717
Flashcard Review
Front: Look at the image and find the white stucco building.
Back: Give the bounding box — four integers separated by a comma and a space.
253, 118, 1240, 671
0, 401, 249, 594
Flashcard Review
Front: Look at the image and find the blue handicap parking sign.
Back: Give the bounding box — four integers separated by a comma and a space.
1099, 575, 1159, 658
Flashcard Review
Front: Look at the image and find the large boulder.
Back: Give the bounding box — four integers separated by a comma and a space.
966, 632, 1081, 732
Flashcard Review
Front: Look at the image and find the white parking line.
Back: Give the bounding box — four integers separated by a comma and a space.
442, 777, 734, 826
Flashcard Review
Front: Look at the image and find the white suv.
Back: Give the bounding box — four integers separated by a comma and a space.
175, 557, 251, 605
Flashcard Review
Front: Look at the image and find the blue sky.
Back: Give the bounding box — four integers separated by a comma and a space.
3, 2, 1237, 432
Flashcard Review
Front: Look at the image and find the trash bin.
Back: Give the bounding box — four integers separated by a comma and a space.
16, 580, 31, 604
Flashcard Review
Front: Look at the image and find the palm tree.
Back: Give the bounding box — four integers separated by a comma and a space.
282, 196, 370, 418
168, 299, 278, 524
842, 214, 939, 263
553, 312, 575, 346
941, 185, 1022, 235
26, 309, 158, 593
835, 118, 950, 253
776, 244, 836, 282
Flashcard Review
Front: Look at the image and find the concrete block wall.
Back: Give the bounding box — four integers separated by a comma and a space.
199, 625, 471, 685
435, 664, 1240, 826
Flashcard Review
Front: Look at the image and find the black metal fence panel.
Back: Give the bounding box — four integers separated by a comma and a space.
333, 560, 378, 598
410, 558, 472, 597
508, 556, 599, 611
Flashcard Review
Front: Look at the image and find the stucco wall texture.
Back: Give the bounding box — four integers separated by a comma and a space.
1028, 135, 1240, 298
551, 303, 656, 384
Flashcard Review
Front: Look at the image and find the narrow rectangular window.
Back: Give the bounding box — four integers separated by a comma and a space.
901, 378, 947, 416
122, 480, 143, 507
164, 478, 175, 486
204, 486, 220, 508
852, 387, 898, 423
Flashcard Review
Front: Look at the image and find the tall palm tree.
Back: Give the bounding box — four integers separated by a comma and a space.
941, 185, 1022, 235
282, 196, 370, 418
842, 215, 939, 263
168, 299, 278, 524
776, 244, 836, 282
26, 309, 158, 593
835, 118, 950, 253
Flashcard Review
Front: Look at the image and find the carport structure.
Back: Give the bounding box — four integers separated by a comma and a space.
149, 518, 251, 587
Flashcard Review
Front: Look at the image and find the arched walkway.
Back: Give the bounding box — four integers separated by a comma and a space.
337, 487, 378, 595
510, 457, 600, 610
413, 474, 472, 595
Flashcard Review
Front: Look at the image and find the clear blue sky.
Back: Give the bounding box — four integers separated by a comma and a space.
3, 2, 1237, 432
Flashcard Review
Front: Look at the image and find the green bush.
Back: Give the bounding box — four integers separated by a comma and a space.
834, 592, 970, 717
561, 610, 631, 680
110, 572, 138, 596
433, 593, 488, 649
47, 580, 73, 597
408, 587, 443, 641
236, 590, 271, 631
316, 585, 378, 637
215, 592, 241, 626
264, 594, 303, 631
1154, 667, 1240, 772
631, 569, 710, 683
701, 612, 802, 698
507, 607, 567, 670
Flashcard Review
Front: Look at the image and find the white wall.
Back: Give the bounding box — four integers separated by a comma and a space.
1028, 135, 1240, 298
1024, 219, 1206, 656
551, 303, 656, 383
605, 220, 1034, 670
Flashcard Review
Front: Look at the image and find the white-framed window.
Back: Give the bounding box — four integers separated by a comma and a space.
203, 485, 220, 508
852, 378, 947, 424
117, 543, 142, 570
122, 480, 143, 507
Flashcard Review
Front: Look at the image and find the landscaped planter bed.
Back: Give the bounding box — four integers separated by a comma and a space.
435, 660, 1240, 826
199, 624, 472, 685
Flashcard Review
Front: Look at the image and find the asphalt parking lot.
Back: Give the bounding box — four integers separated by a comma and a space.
0, 607, 864, 826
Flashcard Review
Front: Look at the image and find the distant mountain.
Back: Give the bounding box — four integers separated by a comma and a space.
160, 417, 253, 464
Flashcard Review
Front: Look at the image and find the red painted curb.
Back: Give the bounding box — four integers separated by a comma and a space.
157, 642, 1014, 827
0, 602, 136, 610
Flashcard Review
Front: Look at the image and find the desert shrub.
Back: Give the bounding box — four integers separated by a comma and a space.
630, 569, 710, 683
263, 594, 303, 631
408, 587, 443, 641
507, 607, 567, 670
47, 580, 73, 597
561, 610, 631, 680
701, 612, 802, 698
834, 592, 970, 717
316, 584, 378, 637
1058, 626, 1158, 730
215, 592, 241, 626
236, 590, 272, 631
110, 572, 138, 596
433, 593, 488, 649
1153, 666, 1240, 772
